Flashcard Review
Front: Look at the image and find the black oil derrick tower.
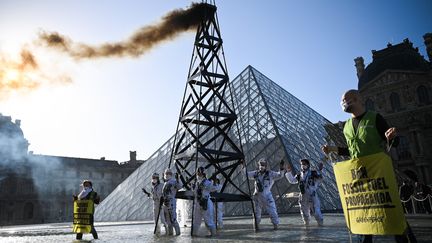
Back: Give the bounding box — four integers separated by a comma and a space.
167, 0, 256, 233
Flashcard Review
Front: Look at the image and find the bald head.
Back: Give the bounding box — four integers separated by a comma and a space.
342, 89, 362, 101
341, 89, 365, 116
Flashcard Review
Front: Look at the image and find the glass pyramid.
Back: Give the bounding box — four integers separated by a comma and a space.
94, 65, 346, 221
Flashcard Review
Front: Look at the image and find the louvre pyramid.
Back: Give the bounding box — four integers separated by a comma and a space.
94, 65, 346, 221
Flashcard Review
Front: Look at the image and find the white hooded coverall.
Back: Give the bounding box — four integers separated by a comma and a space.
149, 182, 165, 234
245, 168, 284, 226
214, 182, 224, 229
192, 177, 216, 235
285, 168, 323, 225
162, 177, 183, 235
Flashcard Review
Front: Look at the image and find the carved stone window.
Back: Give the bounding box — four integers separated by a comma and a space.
390, 92, 401, 112
396, 136, 411, 160
417, 85, 430, 104
23, 202, 34, 220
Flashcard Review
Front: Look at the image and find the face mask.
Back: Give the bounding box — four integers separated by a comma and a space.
84, 186, 91, 191
341, 100, 353, 113
164, 174, 172, 181
301, 165, 309, 171
152, 179, 158, 184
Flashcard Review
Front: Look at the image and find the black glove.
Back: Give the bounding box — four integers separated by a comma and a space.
142, 188, 150, 197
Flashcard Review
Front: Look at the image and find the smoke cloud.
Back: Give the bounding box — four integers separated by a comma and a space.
37, 3, 214, 59
0, 3, 213, 97
0, 48, 72, 99
0, 49, 39, 91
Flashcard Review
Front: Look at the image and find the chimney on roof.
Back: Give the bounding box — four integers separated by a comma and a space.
15, 119, 21, 127
130, 151, 137, 162
423, 33, 432, 62
354, 57, 365, 80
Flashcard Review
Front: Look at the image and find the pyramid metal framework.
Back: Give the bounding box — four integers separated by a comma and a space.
94, 65, 347, 222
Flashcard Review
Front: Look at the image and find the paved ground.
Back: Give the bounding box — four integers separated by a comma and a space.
0, 214, 431, 242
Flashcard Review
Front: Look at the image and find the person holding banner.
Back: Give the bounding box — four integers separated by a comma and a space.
285, 159, 324, 226
161, 168, 183, 236
72, 180, 100, 240
241, 158, 285, 230
142, 172, 165, 235
322, 89, 416, 243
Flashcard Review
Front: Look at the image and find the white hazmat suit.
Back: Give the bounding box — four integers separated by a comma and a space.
162, 170, 183, 235
244, 159, 284, 230
142, 173, 165, 235
285, 164, 323, 226
192, 171, 216, 236
213, 179, 224, 229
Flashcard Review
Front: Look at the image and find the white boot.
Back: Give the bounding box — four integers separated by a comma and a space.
174, 224, 181, 236
210, 227, 217, 237
192, 226, 199, 237
155, 225, 161, 235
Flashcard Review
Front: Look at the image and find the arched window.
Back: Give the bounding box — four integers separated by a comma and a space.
425, 113, 432, 125
23, 202, 34, 220
390, 92, 401, 112
396, 136, 411, 160
365, 99, 375, 111
417, 85, 430, 104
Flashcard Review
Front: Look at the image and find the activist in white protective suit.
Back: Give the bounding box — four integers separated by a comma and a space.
285, 159, 324, 226
192, 166, 217, 237
242, 158, 285, 230
161, 168, 183, 236
141, 172, 165, 235
212, 175, 224, 230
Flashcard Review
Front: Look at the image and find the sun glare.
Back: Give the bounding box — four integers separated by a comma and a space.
4, 69, 20, 83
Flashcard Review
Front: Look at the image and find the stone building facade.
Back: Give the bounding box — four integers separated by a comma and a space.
354, 33, 432, 185
0, 113, 142, 225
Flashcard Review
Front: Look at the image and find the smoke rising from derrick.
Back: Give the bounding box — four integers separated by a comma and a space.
38, 3, 213, 59
0, 3, 212, 97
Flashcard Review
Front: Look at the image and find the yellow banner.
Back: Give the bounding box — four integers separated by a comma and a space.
333, 152, 406, 235
72, 200, 94, 233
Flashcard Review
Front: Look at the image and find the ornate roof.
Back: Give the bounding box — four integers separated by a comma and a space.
358, 39, 430, 90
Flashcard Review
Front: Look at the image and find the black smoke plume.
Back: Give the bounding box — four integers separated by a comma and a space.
38, 3, 215, 59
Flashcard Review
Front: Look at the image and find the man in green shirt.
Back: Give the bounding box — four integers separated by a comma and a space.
322, 89, 416, 243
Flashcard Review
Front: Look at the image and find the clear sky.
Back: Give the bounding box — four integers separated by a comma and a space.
1, 0, 431, 162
